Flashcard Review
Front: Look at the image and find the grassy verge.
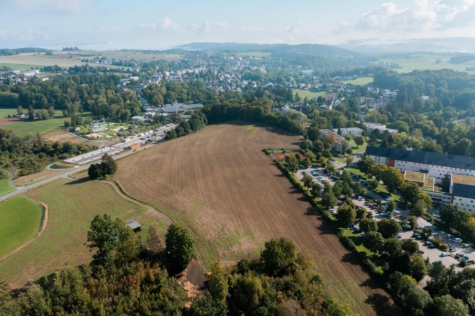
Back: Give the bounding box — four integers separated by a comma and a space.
0, 178, 149, 287
0, 178, 15, 196
0, 196, 42, 259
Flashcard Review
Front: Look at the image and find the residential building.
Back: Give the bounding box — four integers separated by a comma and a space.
403, 171, 452, 206
363, 123, 398, 135
332, 127, 363, 137
320, 129, 346, 153
132, 116, 145, 123
365, 146, 475, 184
450, 174, 475, 212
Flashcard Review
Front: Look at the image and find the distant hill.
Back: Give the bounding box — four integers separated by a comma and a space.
177, 42, 359, 58
341, 38, 475, 54
0, 47, 53, 56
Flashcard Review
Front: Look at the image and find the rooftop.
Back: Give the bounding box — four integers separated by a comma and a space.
453, 183, 475, 199
404, 171, 426, 182
365, 146, 475, 171
126, 220, 141, 230
423, 177, 435, 191
452, 174, 475, 187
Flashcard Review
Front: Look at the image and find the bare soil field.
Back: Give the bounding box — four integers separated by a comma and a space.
42, 129, 106, 147
114, 122, 392, 315
0, 117, 22, 125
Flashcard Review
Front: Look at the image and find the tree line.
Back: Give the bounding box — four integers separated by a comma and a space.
0, 215, 353, 315
0, 129, 95, 176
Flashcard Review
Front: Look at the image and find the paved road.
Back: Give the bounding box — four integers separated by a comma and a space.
0, 137, 164, 202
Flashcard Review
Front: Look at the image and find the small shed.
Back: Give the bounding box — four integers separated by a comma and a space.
126, 220, 141, 233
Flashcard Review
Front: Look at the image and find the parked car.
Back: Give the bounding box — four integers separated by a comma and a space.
418, 249, 425, 254
449, 247, 456, 252
358, 233, 366, 238
462, 256, 470, 261
454, 238, 463, 243
396, 234, 402, 238
462, 244, 470, 248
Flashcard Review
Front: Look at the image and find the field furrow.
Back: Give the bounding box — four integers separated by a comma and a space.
114, 122, 391, 315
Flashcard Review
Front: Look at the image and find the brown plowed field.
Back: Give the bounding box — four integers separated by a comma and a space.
115, 122, 394, 315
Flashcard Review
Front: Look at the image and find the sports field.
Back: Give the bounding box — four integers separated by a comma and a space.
0, 196, 42, 259
293, 89, 325, 99
114, 122, 390, 315
0, 179, 149, 287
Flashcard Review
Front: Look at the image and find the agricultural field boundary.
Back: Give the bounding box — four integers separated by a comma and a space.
106, 180, 172, 225
0, 201, 48, 263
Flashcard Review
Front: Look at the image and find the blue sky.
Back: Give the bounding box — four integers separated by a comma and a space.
1, 0, 475, 50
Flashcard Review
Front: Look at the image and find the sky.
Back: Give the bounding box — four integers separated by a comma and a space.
1, 0, 475, 50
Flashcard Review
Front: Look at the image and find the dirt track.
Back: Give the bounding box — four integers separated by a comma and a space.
115, 122, 395, 315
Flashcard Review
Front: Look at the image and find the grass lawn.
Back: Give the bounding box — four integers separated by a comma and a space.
0, 196, 42, 259
342, 77, 374, 86
293, 89, 325, 100
0, 108, 64, 118
350, 139, 367, 153
332, 156, 346, 164
339, 228, 373, 257
372, 53, 475, 73
1, 117, 69, 137
349, 167, 366, 178
0, 179, 149, 287
0, 178, 14, 196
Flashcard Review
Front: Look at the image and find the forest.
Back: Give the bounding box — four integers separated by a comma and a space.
0, 129, 95, 176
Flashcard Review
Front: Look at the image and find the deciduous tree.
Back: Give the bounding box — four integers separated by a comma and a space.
165, 222, 197, 274
336, 205, 356, 228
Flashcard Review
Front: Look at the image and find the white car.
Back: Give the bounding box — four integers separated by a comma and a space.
441, 252, 449, 257
454, 238, 463, 243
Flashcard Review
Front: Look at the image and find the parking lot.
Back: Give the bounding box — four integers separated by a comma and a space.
297, 165, 475, 269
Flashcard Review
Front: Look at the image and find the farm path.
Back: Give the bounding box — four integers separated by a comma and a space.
102, 180, 172, 226
115, 122, 395, 316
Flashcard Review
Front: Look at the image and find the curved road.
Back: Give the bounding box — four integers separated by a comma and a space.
0, 140, 161, 202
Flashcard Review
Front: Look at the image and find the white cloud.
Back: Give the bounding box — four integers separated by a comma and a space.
353, 0, 475, 34
191, 20, 228, 33
284, 20, 306, 34
4, 0, 94, 15
161, 17, 180, 30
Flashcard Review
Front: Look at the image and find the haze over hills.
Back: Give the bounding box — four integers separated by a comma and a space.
177, 42, 360, 58
341, 37, 475, 55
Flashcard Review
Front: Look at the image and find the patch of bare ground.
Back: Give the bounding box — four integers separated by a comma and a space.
0, 117, 22, 125
114, 122, 395, 315
42, 129, 108, 147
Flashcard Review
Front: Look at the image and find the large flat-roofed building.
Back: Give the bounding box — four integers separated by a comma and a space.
365, 146, 475, 184
363, 123, 398, 135
451, 174, 475, 212
332, 127, 363, 137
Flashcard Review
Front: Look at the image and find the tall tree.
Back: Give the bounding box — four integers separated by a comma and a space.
165, 222, 197, 274
336, 205, 356, 227
206, 262, 228, 304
